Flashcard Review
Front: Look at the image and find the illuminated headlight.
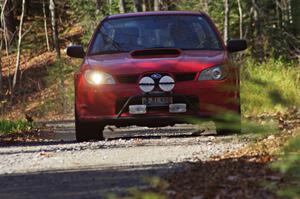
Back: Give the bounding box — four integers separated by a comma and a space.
84, 70, 115, 85
198, 65, 228, 80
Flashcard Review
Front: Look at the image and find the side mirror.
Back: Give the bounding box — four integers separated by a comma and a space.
67, 45, 85, 58
227, 39, 247, 53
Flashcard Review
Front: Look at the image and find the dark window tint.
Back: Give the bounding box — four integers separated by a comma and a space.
89, 15, 222, 55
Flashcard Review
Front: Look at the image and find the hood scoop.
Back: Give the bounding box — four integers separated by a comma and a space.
130, 48, 181, 59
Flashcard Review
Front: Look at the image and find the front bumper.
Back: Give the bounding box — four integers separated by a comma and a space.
75, 75, 239, 123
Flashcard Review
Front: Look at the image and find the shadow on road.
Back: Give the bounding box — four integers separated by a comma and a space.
0, 163, 185, 199
0, 157, 281, 199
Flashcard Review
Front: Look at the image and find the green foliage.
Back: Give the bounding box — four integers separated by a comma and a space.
242, 120, 277, 136
68, 0, 105, 45
0, 120, 34, 134
46, 58, 75, 85
108, 190, 166, 199
107, 177, 168, 199
44, 58, 77, 115
271, 131, 300, 199
188, 112, 277, 136
241, 58, 300, 115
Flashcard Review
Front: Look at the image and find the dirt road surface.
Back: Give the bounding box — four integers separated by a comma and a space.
0, 121, 248, 199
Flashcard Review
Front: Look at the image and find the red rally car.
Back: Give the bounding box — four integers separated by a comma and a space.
67, 11, 247, 142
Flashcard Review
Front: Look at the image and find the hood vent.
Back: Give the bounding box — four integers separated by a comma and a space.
130, 48, 181, 59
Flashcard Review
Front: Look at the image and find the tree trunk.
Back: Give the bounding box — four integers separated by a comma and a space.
0, 43, 2, 94
146, 0, 151, 11
119, 0, 126, 13
0, 2, 3, 92
223, 0, 229, 43
237, 0, 243, 38
2, 0, 16, 44
49, 0, 60, 58
49, 0, 66, 113
154, 0, 160, 11
108, 0, 112, 15
142, 0, 146, 11
276, 0, 283, 31
252, 0, 264, 62
202, 0, 209, 14
134, 0, 142, 12
43, 0, 50, 51
287, 0, 293, 24
95, 0, 101, 14
12, 0, 26, 91
1, 0, 12, 96
291, 0, 300, 35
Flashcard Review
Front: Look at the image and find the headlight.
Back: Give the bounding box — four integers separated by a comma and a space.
84, 70, 115, 85
198, 65, 228, 80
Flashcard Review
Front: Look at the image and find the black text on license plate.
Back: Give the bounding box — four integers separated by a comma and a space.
142, 97, 173, 106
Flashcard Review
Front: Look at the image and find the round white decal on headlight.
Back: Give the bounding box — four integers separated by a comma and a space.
159, 76, 175, 92
139, 77, 155, 93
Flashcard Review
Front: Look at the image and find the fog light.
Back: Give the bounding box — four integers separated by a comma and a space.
169, 104, 187, 113
159, 76, 175, 92
129, 105, 147, 114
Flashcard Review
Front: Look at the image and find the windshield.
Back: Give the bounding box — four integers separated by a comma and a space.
89, 15, 223, 55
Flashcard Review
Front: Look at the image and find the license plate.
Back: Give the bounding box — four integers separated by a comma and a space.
142, 97, 173, 107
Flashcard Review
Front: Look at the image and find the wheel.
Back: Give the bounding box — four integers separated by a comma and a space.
75, 111, 105, 142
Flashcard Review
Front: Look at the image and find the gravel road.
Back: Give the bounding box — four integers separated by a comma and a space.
0, 121, 248, 199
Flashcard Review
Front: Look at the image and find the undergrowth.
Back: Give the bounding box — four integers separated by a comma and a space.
41, 58, 77, 116
271, 130, 300, 199
241, 58, 300, 116
0, 120, 34, 134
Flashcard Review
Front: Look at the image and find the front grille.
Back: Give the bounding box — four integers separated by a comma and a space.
116, 75, 139, 84
175, 73, 197, 82
116, 73, 197, 84
115, 95, 199, 114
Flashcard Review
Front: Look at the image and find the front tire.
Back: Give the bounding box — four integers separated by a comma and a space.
75, 112, 105, 142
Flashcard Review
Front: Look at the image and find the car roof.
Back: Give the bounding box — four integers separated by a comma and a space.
106, 11, 205, 19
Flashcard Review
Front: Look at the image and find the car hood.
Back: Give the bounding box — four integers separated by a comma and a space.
84, 50, 227, 75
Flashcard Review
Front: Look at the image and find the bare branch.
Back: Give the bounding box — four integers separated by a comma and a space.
12, 0, 26, 90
